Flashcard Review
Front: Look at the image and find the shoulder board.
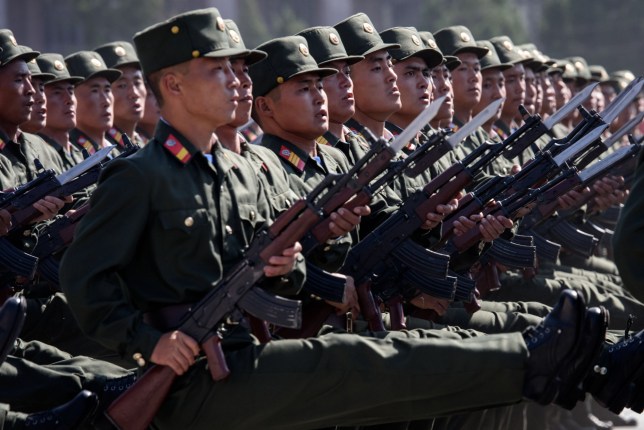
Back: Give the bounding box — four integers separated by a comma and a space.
162, 134, 192, 164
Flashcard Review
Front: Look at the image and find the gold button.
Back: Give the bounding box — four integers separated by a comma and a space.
225, 225, 233, 235
192, 50, 200, 58
132, 352, 146, 367
184, 216, 194, 227
276, 76, 284, 84
171, 25, 179, 34
249, 210, 256, 221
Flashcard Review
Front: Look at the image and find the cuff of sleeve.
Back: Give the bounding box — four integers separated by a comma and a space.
124, 322, 164, 365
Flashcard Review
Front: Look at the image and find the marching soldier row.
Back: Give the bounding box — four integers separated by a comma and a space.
0, 6, 641, 430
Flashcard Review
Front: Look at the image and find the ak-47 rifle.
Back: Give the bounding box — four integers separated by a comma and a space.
295, 99, 505, 333
439, 144, 641, 298
106, 102, 450, 430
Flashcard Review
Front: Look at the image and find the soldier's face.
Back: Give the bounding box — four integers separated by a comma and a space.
264, 73, 328, 141
75, 76, 114, 133
473, 68, 505, 123
0, 60, 35, 130
229, 58, 252, 127
392, 57, 431, 119
322, 60, 355, 125
179, 57, 239, 130
139, 85, 159, 129
22, 76, 48, 131
430, 65, 454, 125
351, 50, 401, 121
111, 65, 145, 125
501, 64, 525, 118
44, 81, 76, 131
523, 67, 537, 114
541, 73, 556, 116
550, 73, 570, 108
451, 52, 481, 111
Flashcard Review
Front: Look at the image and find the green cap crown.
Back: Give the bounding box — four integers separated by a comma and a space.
517, 43, 548, 72
36, 53, 84, 85
434, 25, 488, 58
297, 26, 364, 66
94, 41, 140, 69
133, 8, 249, 76
249, 36, 337, 98
0, 29, 39, 66
334, 13, 399, 57
589, 65, 610, 83
418, 31, 461, 70
380, 27, 443, 68
566, 56, 592, 82
21, 47, 55, 82
224, 19, 267, 66
489, 35, 528, 65
477, 40, 512, 71
64, 51, 122, 83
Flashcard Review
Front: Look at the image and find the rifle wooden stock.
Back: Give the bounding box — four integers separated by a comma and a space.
357, 280, 385, 332
106, 365, 175, 430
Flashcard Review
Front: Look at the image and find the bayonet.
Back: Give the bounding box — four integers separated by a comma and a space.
389, 95, 446, 152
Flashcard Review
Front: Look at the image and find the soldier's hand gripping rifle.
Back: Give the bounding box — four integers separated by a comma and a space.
105, 103, 449, 430
439, 144, 640, 298
297, 99, 504, 333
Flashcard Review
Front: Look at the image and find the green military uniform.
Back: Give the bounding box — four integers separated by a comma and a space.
60, 13, 542, 428
64, 51, 121, 156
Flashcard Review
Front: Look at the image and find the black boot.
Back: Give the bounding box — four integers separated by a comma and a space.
584, 328, 644, 414
97, 372, 138, 410
555, 306, 609, 410
0, 296, 26, 364
23, 390, 98, 429
522, 289, 586, 405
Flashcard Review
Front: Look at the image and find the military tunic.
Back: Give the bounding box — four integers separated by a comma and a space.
61, 121, 531, 430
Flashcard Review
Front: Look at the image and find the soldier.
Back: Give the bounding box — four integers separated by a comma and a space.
95, 41, 147, 148
64, 51, 121, 155
18, 51, 55, 135
34, 53, 86, 169
135, 83, 159, 145
58, 8, 628, 429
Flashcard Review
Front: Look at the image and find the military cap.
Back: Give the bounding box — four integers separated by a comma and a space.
517, 43, 548, 72
224, 19, 267, 66
36, 53, 84, 85
477, 40, 512, 71
334, 13, 399, 57
418, 31, 461, 70
248, 36, 337, 99
133, 8, 250, 76
22, 47, 55, 82
555, 59, 578, 81
64, 51, 122, 84
489, 35, 529, 65
589, 65, 611, 83
94, 41, 140, 70
566, 56, 592, 82
610, 70, 636, 92
0, 29, 39, 66
297, 26, 364, 67
433, 25, 488, 59
380, 27, 443, 69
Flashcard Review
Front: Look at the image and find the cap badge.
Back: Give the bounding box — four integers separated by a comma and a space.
565, 63, 575, 73
427, 40, 437, 49
460, 32, 470, 43
8, 35, 17, 46
229, 30, 240, 44
574, 61, 584, 71
363, 23, 374, 34
329, 33, 340, 45
502, 40, 513, 51
216, 16, 226, 32
90, 58, 102, 69
114, 46, 126, 57
411, 35, 421, 46
299, 43, 309, 56
54, 60, 65, 71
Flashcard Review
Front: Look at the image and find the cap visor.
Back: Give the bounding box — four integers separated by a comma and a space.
319, 55, 365, 67
87, 69, 122, 84
203, 47, 253, 59
454, 46, 489, 59
362, 42, 401, 56
289, 67, 338, 82
4, 51, 40, 66
233, 50, 267, 66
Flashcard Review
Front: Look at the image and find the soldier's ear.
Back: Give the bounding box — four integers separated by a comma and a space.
255, 96, 274, 118
161, 72, 182, 97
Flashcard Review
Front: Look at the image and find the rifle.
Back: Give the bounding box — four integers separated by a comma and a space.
0, 145, 114, 231
441, 144, 641, 271
106, 103, 447, 430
